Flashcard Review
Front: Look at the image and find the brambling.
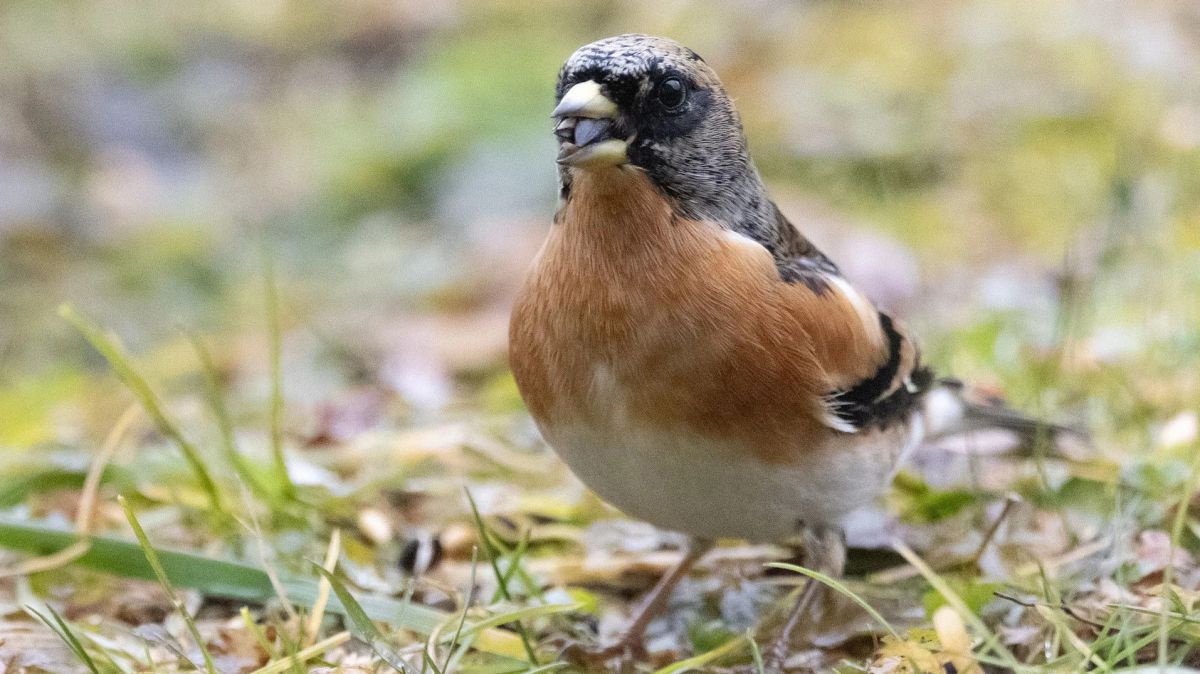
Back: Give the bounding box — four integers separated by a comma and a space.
509, 34, 1055, 669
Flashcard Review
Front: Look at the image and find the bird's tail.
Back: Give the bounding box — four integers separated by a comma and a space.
920, 378, 1087, 455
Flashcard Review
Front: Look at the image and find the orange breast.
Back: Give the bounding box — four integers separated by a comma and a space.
508, 168, 887, 464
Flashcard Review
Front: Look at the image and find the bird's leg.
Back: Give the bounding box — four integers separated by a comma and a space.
563, 537, 713, 665
618, 537, 714, 651
764, 526, 845, 672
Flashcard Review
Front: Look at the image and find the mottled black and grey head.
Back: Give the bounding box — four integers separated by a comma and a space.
553, 36, 764, 224
552, 35, 839, 286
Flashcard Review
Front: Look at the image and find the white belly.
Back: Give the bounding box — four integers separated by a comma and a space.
541, 414, 920, 542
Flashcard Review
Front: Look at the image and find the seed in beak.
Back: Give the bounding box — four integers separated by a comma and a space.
573, 118, 612, 147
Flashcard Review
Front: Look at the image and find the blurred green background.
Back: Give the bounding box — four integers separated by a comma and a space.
2, 0, 1198, 450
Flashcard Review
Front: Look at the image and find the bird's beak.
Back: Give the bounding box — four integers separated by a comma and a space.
552, 80, 628, 169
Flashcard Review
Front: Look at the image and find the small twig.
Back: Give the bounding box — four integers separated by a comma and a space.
993, 592, 1109, 631
1109, 602, 1200, 624
972, 493, 1022, 566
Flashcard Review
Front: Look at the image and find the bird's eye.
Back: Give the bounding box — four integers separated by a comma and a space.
656, 77, 687, 110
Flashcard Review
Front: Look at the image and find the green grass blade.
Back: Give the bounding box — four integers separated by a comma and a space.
0, 464, 134, 508
442, 546, 478, 673
250, 632, 351, 674
747, 630, 765, 674
240, 607, 276, 659
59, 304, 224, 513
0, 517, 529, 662
262, 253, 295, 499
892, 538, 1025, 672
766, 562, 900, 639
421, 650, 444, 674
1160, 456, 1200, 666
651, 633, 747, 674
509, 664, 568, 674
464, 488, 540, 664
499, 526, 543, 602
26, 604, 102, 674
120, 496, 218, 674
185, 330, 273, 501
1, 516, 280, 598
313, 564, 409, 672
455, 602, 581, 642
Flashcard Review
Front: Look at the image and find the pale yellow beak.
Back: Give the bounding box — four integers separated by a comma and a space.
552, 80, 618, 119
552, 80, 629, 169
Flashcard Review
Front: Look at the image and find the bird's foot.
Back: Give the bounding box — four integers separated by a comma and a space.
761, 635, 792, 673
723, 646, 809, 674
556, 635, 648, 670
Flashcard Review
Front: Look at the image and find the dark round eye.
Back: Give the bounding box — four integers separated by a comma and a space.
657, 77, 687, 109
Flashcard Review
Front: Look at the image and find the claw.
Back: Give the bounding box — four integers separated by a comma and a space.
554, 635, 648, 670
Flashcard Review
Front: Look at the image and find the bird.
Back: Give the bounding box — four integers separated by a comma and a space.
508, 34, 1064, 670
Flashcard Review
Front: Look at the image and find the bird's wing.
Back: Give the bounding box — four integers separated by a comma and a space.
767, 202, 843, 288
766, 204, 934, 433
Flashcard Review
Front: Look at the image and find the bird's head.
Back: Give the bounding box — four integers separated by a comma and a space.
552, 35, 769, 228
